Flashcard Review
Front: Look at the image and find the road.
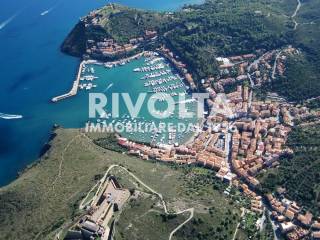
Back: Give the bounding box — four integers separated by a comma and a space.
225, 123, 234, 171
271, 51, 282, 80
232, 208, 245, 240
203, 134, 214, 150
258, 210, 266, 232
84, 164, 195, 240
246, 50, 277, 108
246, 60, 254, 108
292, 0, 301, 18
267, 210, 279, 240
292, 0, 302, 30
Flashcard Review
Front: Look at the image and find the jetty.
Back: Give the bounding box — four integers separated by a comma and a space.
52, 60, 87, 102
51, 51, 156, 102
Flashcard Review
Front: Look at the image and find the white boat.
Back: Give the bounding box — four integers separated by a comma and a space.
86, 83, 93, 90
82, 75, 98, 81
40, 5, 56, 16
40, 10, 49, 16
0, 113, 23, 120
105, 63, 113, 68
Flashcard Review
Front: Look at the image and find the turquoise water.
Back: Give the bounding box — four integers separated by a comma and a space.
0, 0, 202, 186
84, 57, 198, 145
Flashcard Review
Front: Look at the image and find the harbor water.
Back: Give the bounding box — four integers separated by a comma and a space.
82, 56, 199, 145
0, 0, 203, 186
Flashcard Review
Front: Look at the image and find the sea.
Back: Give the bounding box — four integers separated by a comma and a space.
0, 0, 203, 186
83, 58, 199, 145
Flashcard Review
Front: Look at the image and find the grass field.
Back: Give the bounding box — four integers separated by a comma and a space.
113, 193, 189, 240
0, 129, 241, 240
108, 164, 241, 240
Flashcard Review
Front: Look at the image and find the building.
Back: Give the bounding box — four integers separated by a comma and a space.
280, 222, 296, 233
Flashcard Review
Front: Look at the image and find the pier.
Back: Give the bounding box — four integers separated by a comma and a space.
51, 60, 86, 102
51, 53, 148, 103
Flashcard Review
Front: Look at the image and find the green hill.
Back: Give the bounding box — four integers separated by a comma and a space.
62, 0, 320, 99
0, 129, 240, 240
259, 123, 320, 216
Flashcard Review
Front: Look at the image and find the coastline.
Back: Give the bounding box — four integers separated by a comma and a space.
2, 0, 320, 239
0, 128, 237, 240
0, 0, 206, 189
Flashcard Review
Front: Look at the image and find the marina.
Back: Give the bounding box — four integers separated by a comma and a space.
0, 0, 205, 187
75, 52, 200, 145
51, 50, 200, 145
51, 52, 152, 101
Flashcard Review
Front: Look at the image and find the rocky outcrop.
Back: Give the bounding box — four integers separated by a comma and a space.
61, 21, 87, 57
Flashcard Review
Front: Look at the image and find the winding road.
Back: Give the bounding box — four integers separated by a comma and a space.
271, 50, 282, 80
292, 0, 302, 30
83, 164, 194, 240
247, 50, 275, 108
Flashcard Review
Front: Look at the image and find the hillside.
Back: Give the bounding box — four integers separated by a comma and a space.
267, 53, 320, 102
259, 123, 320, 216
61, 0, 320, 99
0, 129, 241, 240
267, 0, 320, 102
61, 4, 170, 57
164, 0, 294, 79
61, 1, 292, 76
61, 0, 320, 100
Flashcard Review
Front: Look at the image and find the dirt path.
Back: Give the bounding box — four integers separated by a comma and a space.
51, 134, 82, 191
232, 208, 245, 240
169, 208, 194, 240
84, 164, 194, 240
292, 0, 302, 30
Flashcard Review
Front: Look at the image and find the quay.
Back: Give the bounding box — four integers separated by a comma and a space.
51, 52, 148, 103
51, 60, 88, 102
106, 51, 146, 66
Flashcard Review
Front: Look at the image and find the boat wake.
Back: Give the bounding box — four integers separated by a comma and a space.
40, 5, 56, 16
0, 13, 19, 30
104, 83, 114, 92
0, 112, 23, 120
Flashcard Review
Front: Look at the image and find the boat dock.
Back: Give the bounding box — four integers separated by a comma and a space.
51, 60, 86, 102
